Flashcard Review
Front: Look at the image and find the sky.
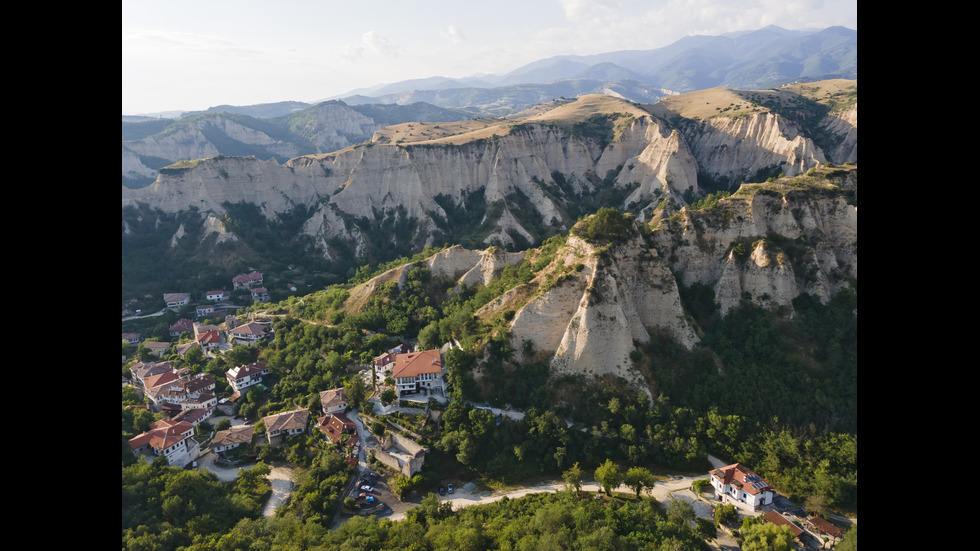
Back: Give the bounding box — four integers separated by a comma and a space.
122, 0, 857, 115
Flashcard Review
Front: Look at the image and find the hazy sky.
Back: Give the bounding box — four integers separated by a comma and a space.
122, 0, 857, 115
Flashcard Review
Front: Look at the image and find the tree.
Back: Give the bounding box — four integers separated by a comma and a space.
666, 497, 696, 528
623, 466, 656, 498
380, 388, 397, 406
835, 524, 857, 551
715, 503, 737, 527
562, 462, 583, 494
184, 346, 205, 368
739, 520, 795, 551
594, 459, 622, 496
346, 374, 367, 410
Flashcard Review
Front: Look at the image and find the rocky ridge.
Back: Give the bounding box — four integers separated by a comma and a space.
339, 165, 856, 388
123, 85, 855, 260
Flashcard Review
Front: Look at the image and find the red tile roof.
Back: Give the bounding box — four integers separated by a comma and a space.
232, 322, 267, 336
143, 370, 180, 389
226, 360, 268, 380
128, 420, 194, 452
392, 349, 443, 379
710, 463, 773, 495
763, 511, 804, 538
262, 408, 310, 433
317, 413, 356, 443
808, 515, 842, 538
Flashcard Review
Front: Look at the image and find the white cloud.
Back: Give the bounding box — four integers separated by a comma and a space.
362, 31, 401, 57
442, 25, 465, 46
557, 0, 621, 20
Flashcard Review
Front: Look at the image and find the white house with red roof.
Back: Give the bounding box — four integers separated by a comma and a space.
164, 292, 191, 310
206, 289, 228, 302
391, 349, 445, 398
212, 425, 254, 453
710, 463, 775, 510
230, 322, 267, 345
128, 419, 198, 467
262, 408, 310, 445
225, 360, 268, 396
319, 387, 348, 415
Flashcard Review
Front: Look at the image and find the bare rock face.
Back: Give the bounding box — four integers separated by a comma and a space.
342, 245, 526, 314
496, 232, 699, 386
653, 169, 857, 316
819, 103, 858, 164
683, 112, 827, 184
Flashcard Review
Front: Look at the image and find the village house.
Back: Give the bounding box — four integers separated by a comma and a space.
391, 349, 446, 398
230, 321, 268, 345
709, 463, 775, 510
169, 318, 194, 338
130, 361, 174, 388
197, 330, 222, 351
232, 271, 264, 290
123, 333, 141, 346
319, 387, 348, 415
142, 341, 171, 357
143, 371, 184, 410
164, 292, 191, 311
206, 289, 228, 302
225, 360, 268, 397
316, 412, 356, 444
196, 304, 215, 318
172, 407, 211, 427
211, 425, 255, 454
250, 287, 270, 303
262, 408, 310, 445
128, 418, 198, 467
156, 373, 219, 415
373, 344, 413, 378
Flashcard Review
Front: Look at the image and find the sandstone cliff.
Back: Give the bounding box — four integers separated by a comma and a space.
124, 87, 856, 262
651, 165, 857, 316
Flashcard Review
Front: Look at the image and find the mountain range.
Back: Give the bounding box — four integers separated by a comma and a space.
336, 25, 855, 107
122, 26, 854, 189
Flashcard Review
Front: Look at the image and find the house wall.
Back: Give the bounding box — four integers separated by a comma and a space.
373, 448, 407, 475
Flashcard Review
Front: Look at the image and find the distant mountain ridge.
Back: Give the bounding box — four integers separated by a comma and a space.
121, 101, 477, 189
333, 26, 855, 111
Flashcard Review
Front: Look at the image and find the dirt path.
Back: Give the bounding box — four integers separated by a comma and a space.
263, 466, 297, 517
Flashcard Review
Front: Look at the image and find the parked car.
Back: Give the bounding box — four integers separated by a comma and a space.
360, 485, 373, 492
357, 492, 367, 499
438, 486, 445, 496
447, 483, 454, 494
